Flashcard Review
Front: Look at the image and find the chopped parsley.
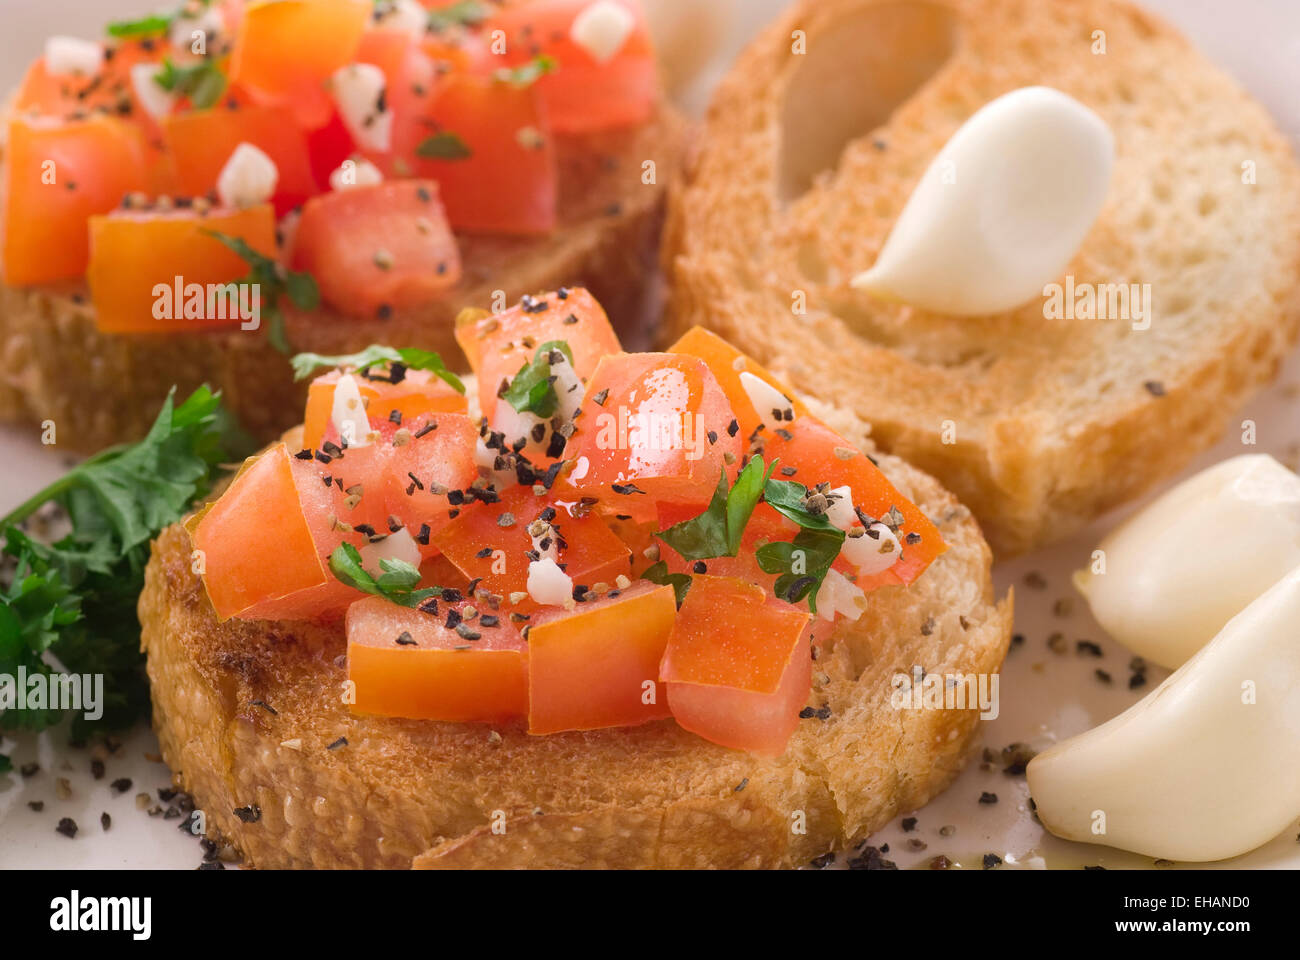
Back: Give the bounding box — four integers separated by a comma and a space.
203, 230, 320, 354
153, 58, 228, 110
493, 55, 557, 88
502, 340, 575, 419
425, 0, 492, 32
328, 543, 442, 608
290, 345, 464, 394
655, 456, 773, 562
415, 132, 473, 161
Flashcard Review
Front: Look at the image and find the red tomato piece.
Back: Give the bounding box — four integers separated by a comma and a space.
484, 0, 657, 133
430, 485, 632, 614
346, 596, 528, 722
380, 411, 479, 554
759, 417, 945, 590
162, 102, 317, 215
454, 286, 622, 415
2, 114, 149, 285
395, 72, 557, 235
87, 204, 277, 333
302, 367, 468, 450
526, 581, 676, 734
566, 352, 742, 506
660, 576, 813, 756
290, 180, 461, 318
228, 0, 370, 130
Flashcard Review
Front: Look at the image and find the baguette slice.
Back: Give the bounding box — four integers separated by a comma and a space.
663, 0, 1300, 555
140, 402, 1011, 870
0, 106, 682, 453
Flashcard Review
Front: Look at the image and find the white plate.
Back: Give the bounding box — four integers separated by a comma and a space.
2, 0, 1299, 869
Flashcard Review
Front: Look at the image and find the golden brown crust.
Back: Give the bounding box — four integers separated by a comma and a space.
141, 436, 1012, 869
662, 0, 1300, 555
0, 106, 684, 452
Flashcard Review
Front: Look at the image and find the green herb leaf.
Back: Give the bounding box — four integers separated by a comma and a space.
154, 58, 227, 109
426, 0, 491, 32
656, 457, 774, 562
415, 131, 473, 160
502, 340, 575, 418
289, 344, 465, 394
328, 543, 442, 608
106, 14, 172, 38
493, 55, 558, 88
0, 385, 245, 738
763, 475, 841, 533
641, 562, 692, 608
203, 229, 319, 355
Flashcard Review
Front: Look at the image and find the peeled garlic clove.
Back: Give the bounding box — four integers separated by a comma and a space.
1027, 564, 1300, 862
852, 86, 1113, 315
1075, 454, 1300, 670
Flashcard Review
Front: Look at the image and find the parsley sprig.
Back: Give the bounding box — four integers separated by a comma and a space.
203, 231, 319, 355
0, 386, 246, 758
415, 131, 473, 161
290, 345, 465, 394
502, 340, 574, 418
425, 0, 492, 32
328, 543, 442, 608
154, 57, 228, 109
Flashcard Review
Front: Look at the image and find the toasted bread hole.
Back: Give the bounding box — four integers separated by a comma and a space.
777, 1, 959, 202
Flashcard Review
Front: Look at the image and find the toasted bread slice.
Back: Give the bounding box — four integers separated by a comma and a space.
663, 0, 1300, 555
0, 105, 683, 453
139, 402, 1011, 870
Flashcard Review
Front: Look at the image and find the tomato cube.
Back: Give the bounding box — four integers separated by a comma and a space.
302, 367, 468, 450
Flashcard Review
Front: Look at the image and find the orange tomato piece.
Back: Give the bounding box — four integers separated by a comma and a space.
660, 576, 813, 756
162, 102, 317, 214
228, 0, 370, 130
455, 286, 622, 416
86, 204, 276, 333
759, 417, 945, 590
397, 72, 557, 234
192, 443, 331, 620
666, 326, 810, 442
430, 485, 632, 614
566, 352, 742, 506
2, 114, 149, 285
484, 0, 657, 133
380, 411, 479, 553
302, 368, 468, 450
526, 581, 676, 734
290, 180, 461, 319
346, 596, 528, 722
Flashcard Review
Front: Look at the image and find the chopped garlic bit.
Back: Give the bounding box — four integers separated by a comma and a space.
330, 63, 392, 153
45, 36, 103, 76
825, 485, 902, 576
570, 0, 635, 64
739, 371, 795, 430
129, 63, 176, 121
817, 569, 867, 622
527, 557, 573, 607
372, 0, 428, 38
358, 526, 421, 578
330, 374, 372, 449
329, 156, 384, 191
216, 142, 279, 209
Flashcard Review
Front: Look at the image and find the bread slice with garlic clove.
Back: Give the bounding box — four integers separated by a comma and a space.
662, 0, 1300, 555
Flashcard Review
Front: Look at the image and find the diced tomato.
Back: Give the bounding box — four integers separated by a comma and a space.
659, 576, 813, 756
86, 204, 276, 334
381, 411, 479, 553
290, 180, 461, 319
566, 352, 742, 506
483, 0, 657, 133
759, 417, 945, 590
430, 485, 632, 614
2, 114, 149, 285
346, 596, 528, 722
302, 368, 468, 450
526, 581, 676, 734
455, 286, 621, 413
667, 326, 810, 442
393, 72, 557, 235
228, 0, 370, 130
355, 26, 438, 138
13, 37, 166, 121
192, 443, 333, 620
162, 102, 317, 215
304, 107, 358, 191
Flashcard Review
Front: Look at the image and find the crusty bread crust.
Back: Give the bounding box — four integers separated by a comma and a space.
140, 430, 1011, 869
0, 106, 683, 452
663, 0, 1300, 555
